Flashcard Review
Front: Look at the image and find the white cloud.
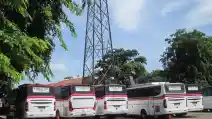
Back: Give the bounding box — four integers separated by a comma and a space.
109, 0, 145, 32
185, 0, 212, 28
161, 0, 190, 16
50, 63, 67, 72
161, 0, 212, 28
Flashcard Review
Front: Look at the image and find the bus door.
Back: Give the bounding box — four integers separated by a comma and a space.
152, 86, 162, 116
148, 98, 154, 116
146, 87, 154, 116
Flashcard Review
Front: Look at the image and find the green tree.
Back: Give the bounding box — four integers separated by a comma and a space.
0, 0, 88, 96
160, 29, 212, 87
95, 48, 147, 85
150, 69, 166, 77
136, 69, 167, 83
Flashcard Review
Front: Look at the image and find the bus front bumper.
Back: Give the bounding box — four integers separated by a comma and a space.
25, 111, 56, 118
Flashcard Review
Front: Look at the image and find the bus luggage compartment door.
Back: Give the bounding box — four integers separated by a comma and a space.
106, 98, 127, 114
28, 99, 55, 116
71, 97, 95, 109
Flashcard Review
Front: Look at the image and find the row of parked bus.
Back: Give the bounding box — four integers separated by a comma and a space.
5, 82, 207, 119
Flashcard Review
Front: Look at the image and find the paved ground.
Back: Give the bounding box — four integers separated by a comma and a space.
116, 112, 212, 119
1, 112, 212, 119
173, 112, 212, 119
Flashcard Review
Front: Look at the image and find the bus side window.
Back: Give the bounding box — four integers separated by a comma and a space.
146, 87, 154, 97
127, 89, 135, 98
136, 88, 148, 97
152, 86, 161, 96
127, 90, 133, 98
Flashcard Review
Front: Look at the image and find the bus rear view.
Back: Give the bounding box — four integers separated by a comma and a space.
16, 84, 56, 119
95, 85, 128, 118
55, 85, 96, 118
164, 83, 188, 116
186, 84, 203, 112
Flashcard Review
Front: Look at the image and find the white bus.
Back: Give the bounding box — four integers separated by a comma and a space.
127, 82, 188, 119
15, 84, 56, 119
202, 86, 212, 111
94, 84, 128, 119
185, 84, 203, 112
55, 84, 96, 119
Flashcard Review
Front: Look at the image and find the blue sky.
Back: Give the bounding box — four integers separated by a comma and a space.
21, 0, 212, 84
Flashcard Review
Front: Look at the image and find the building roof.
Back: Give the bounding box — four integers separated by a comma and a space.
47, 78, 83, 87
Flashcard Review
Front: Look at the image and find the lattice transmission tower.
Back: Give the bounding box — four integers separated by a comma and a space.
82, 0, 114, 85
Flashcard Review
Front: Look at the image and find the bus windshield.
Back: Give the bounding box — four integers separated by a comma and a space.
72, 85, 93, 94
186, 85, 200, 94
27, 86, 54, 96
165, 84, 185, 94
105, 85, 126, 95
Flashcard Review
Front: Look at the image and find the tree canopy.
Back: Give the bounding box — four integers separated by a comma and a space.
136, 69, 167, 84
94, 48, 147, 85
160, 29, 212, 87
0, 0, 87, 96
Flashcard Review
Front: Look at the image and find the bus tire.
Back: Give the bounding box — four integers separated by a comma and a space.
140, 110, 148, 119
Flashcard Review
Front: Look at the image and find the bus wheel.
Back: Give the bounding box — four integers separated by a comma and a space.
140, 110, 148, 119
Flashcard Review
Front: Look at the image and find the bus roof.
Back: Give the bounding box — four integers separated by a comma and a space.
127, 82, 184, 89
18, 83, 51, 88
55, 84, 92, 88
94, 84, 125, 88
